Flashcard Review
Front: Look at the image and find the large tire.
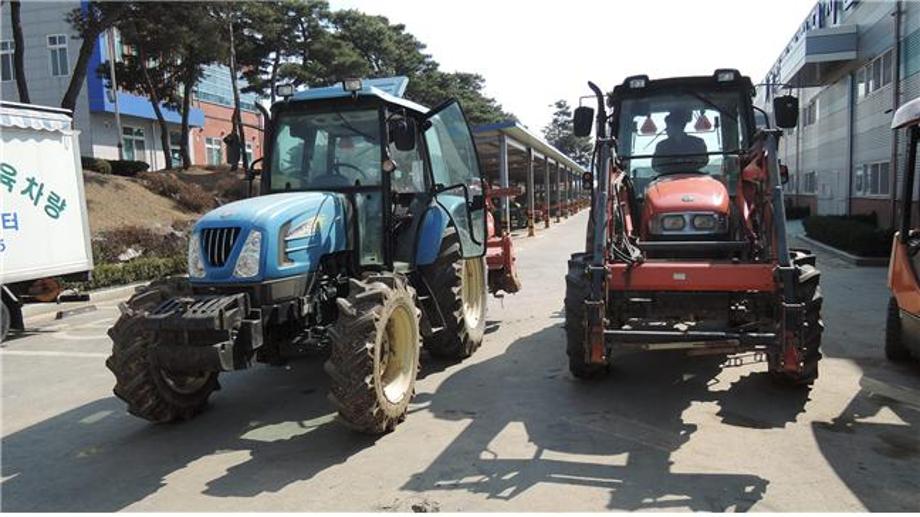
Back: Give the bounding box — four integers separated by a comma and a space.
325, 273, 421, 434
420, 228, 487, 359
106, 278, 219, 423
886, 296, 912, 361
772, 251, 823, 386
565, 253, 606, 379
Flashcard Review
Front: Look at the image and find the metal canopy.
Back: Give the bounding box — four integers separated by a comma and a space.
473, 120, 586, 181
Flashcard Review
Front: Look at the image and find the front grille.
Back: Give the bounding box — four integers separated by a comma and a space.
201, 227, 241, 267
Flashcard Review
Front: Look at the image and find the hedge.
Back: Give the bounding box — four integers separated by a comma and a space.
110, 159, 150, 177
74, 256, 186, 291
802, 215, 893, 257
81, 156, 112, 175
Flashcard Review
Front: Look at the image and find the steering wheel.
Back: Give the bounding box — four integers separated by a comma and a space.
332, 162, 367, 180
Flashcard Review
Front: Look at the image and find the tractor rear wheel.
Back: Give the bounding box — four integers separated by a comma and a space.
421, 228, 487, 359
565, 253, 606, 379
106, 278, 219, 423
885, 297, 912, 361
325, 273, 421, 434
771, 251, 823, 386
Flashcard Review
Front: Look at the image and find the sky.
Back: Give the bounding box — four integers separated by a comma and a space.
328, 0, 817, 132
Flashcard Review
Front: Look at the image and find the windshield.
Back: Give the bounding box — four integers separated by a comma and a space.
616, 90, 750, 196
270, 108, 382, 192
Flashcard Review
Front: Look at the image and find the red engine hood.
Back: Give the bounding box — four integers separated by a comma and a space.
644, 174, 729, 214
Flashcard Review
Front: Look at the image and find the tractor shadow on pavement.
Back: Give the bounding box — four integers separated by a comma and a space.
401, 323, 802, 511
0, 357, 376, 511
811, 377, 920, 511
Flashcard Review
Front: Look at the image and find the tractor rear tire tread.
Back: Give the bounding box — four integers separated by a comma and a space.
420, 227, 486, 359
106, 278, 218, 423
565, 253, 606, 379
325, 273, 420, 434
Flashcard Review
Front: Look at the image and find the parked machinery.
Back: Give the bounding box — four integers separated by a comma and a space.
566, 70, 823, 385
886, 96, 920, 363
106, 77, 494, 433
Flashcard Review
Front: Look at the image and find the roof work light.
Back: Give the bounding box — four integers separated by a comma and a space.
342, 78, 363, 93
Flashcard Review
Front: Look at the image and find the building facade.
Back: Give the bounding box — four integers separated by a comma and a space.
757, 0, 916, 228
0, 2, 263, 170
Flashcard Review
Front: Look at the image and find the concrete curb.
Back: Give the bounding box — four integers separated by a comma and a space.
22, 282, 147, 319
794, 234, 889, 267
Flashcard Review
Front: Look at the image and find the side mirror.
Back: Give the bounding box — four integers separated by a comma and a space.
573, 106, 594, 138
390, 118, 416, 151
773, 95, 799, 129
582, 171, 593, 190
780, 163, 789, 185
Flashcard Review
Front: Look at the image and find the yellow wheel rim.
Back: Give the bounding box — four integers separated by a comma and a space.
461, 258, 485, 330
380, 304, 415, 404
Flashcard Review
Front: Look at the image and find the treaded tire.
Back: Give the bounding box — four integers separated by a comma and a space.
106, 278, 219, 423
325, 273, 421, 434
420, 228, 487, 359
771, 250, 823, 386
886, 296, 912, 361
565, 253, 606, 379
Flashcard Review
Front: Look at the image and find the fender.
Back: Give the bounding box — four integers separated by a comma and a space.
415, 203, 450, 266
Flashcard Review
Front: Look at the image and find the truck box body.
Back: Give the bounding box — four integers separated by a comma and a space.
0, 102, 93, 285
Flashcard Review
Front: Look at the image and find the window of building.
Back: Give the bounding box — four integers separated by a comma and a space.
802, 99, 818, 126
1, 41, 14, 82
169, 131, 183, 163
856, 67, 866, 97
205, 137, 223, 165
47, 34, 69, 77
802, 170, 817, 194
862, 49, 893, 98
854, 165, 864, 195
860, 161, 891, 196
122, 126, 146, 162
245, 142, 254, 165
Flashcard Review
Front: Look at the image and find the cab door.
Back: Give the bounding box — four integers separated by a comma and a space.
424, 100, 486, 258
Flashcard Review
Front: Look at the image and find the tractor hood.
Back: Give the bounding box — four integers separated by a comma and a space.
192, 191, 348, 283
644, 174, 729, 215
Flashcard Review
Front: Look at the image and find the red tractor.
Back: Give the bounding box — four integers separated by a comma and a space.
567, 70, 823, 385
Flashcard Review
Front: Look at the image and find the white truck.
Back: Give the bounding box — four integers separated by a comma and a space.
0, 101, 94, 341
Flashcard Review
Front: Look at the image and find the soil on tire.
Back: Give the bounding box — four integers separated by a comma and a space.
106, 278, 219, 422
325, 273, 421, 434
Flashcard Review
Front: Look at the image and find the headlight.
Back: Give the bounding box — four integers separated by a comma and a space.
692, 214, 717, 230
188, 232, 205, 278
661, 215, 686, 231
233, 230, 262, 278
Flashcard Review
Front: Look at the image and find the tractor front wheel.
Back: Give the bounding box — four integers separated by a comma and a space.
771, 251, 823, 386
421, 228, 487, 359
106, 278, 219, 422
565, 253, 607, 379
325, 273, 421, 434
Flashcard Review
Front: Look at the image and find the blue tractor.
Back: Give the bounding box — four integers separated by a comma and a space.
106, 77, 490, 433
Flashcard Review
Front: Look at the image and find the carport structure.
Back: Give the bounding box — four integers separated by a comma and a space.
473, 120, 588, 236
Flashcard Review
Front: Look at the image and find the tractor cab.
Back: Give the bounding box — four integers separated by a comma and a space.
606, 72, 755, 251
886, 96, 920, 363
260, 76, 486, 271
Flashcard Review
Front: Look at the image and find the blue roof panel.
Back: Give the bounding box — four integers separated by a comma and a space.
290, 76, 428, 114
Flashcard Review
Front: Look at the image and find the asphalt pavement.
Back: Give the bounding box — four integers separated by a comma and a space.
2, 210, 919, 511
